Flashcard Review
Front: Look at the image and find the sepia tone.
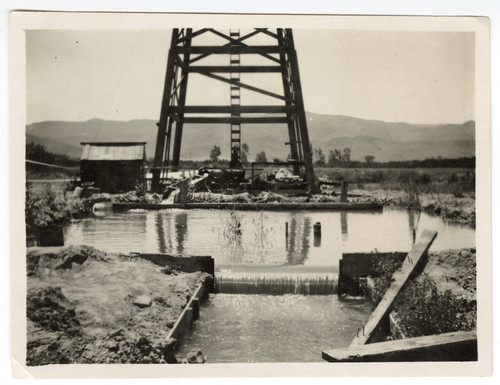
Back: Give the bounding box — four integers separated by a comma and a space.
10, 12, 492, 378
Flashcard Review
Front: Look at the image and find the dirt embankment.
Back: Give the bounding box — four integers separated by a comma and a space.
363, 248, 476, 340
27, 245, 209, 365
83, 183, 475, 227
87, 191, 163, 205
348, 188, 476, 227
191, 190, 476, 227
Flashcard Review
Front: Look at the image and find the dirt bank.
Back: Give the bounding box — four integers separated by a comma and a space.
83, 184, 475, 227
26, 245, 209, 365
363, 248, 476, 340
348, 187, 476, 227
190, 190, 476, 227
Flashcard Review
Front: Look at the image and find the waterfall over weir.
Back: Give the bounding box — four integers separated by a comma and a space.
215, 273, 338, 295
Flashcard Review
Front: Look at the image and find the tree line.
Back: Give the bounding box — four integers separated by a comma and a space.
313, 146, 475, 169
202, 144, 475, 169
26, 142, 79, 167
208, 143, 267, 165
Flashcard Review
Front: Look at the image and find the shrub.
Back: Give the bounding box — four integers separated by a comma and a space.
448, 173, 459, 183
26, 187, 89, 241
369, 253, 404, 304
26, 188, 68, 231
397, 171, 418, 184
416, 173, 431, 185
393, 274, 476, 337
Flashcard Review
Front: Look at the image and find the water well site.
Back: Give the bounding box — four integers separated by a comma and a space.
25, 170, 477, 365
23, 27, 479, 367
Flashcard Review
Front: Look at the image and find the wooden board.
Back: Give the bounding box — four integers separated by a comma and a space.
323, 331, 477, 362
350, 230, 438, 346
112, 202, 384, 211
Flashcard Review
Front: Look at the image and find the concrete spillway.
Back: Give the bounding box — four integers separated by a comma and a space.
215, 273, 338, 295
214, 265, 338, 295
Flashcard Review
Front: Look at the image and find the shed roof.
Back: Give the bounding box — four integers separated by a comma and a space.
80, 142, 146, 161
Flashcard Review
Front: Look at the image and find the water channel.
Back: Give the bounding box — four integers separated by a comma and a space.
63, 207, 475, 362
177, 294, 373, 363
65, 208, 475, 270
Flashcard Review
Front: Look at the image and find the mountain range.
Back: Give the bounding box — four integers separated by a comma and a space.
25, 113, 475, 162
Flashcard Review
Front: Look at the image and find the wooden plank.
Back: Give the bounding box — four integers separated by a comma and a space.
25, 159, 77, 170
182, 116, 288, 124
176, 45, 283, 54
207, 28, 261, 44
176, 28, 209, 44
350, 229, 438, 346
323, 331, 477, 362
189, 65, 282, 73
198, 29, 281, 64
197, 71, 286, 101
169, 105, 292, 114
112, 202, 384, 211
166, 281, 207, 341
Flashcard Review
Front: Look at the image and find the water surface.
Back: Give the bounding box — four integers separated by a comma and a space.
177, 294, 372, 363
64, 208, 475, 270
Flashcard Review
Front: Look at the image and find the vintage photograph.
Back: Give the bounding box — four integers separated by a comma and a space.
10, 12, 491, 378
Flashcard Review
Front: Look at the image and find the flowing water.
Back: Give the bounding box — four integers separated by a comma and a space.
177, 294, 372, 363
63, 207, 475, 362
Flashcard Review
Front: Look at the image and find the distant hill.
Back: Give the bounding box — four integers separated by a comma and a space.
26, 133, 82, 159
25, 114, 475, 162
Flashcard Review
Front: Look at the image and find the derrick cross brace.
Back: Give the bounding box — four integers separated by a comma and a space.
151, 28, 315, 192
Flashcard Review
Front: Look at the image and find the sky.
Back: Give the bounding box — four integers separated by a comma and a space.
25, 28, 475, 125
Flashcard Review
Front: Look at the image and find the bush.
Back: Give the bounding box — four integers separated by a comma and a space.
26, 188, 89, 242
396, 171, 418, 184
26, 188, 68, 231
416, 173, 431, 185
448, 173, 459, 183
370, 253, 404, 304
393, 274, 476, 337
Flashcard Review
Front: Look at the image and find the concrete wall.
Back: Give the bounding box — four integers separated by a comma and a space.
136, 253, 214, 293
338, 252, 407, 296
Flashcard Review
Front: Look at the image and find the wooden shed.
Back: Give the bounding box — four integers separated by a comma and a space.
80, 142, 146, 193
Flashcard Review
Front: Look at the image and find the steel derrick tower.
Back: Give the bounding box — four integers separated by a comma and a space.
151, 28, 315, 191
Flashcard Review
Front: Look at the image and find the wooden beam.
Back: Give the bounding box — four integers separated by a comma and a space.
176, 45, 283, 54
189, 65, 282, 73
182, 116, 288, 124
207, 28, 262, 44
188, 31, 281, 65
255, 28, 279, 39
113, 202, 385, 212
198, 71, 286, 101
168, 105, 292, 114
350, 229, 438, 346
323, 331, 477, 362
177, 28, 210, 44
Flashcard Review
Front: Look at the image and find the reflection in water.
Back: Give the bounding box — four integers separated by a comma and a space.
340, 212, 348, 242
155, 211, 188, 255
286, 217, 311, 265
286, 218, 296, 260
313, 233, 321, 248
155, 213, 167, 254
175, 212, 188, 255
408, 209, 420, 243
65, 208, 476, 268
221, 211, 244, 264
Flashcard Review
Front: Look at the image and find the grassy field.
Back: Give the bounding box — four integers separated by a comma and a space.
315, 167, 475, 196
